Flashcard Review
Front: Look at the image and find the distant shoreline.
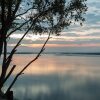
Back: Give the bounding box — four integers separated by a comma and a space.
2, 52, 100, 55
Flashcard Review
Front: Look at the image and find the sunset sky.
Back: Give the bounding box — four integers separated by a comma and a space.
8, 0, 100, 53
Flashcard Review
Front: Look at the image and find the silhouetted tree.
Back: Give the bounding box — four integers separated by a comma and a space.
0, 0, 87, 99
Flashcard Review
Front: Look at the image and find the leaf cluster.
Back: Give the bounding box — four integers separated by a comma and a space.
0, 0, 87, 36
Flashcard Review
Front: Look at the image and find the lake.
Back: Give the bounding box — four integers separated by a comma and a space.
2, 54, 100, 100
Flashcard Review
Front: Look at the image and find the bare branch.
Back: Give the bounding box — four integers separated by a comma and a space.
6, 65, 16, 80
6, 33, 51, 93
1, 40, 7, 77
6, 6, 54, 63
5, 19, 36, 77
2, 40, 7, 66
15, 7, 33, 18
2, 65, 16, 86
0, 39, 7, 83
6, 19, 31, 38
12, 0, 22, 16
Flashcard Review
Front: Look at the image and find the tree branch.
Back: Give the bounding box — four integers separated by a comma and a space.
6, 19, 31, 38
5, 18, 37, 78
1, 39, 7, 74
6, 6, 54, 63
13, 0, 22, 16
0, 39, 7, 83
3, 65, 16, 85
6, 33, 50, 93
5, 6, 55, 92
15, 7, 33, 18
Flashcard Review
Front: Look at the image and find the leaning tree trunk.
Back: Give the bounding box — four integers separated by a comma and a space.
0, 90, 13, 100
0, 35, 3, 58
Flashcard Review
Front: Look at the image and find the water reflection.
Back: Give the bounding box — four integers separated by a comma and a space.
5, 74, 100, 100
2, 54, 100, 100
11, 54, 100, 76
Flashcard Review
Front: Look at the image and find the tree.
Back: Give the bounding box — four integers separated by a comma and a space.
0, 0, 87, 99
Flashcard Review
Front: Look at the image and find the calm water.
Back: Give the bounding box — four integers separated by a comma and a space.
2, 54, 100, 100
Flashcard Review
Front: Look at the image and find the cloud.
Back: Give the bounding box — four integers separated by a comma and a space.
8, 0, 100, 53
8, 42, 100, 48
87, 6, 100, 16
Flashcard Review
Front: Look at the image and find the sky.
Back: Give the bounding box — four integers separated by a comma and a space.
8, 0, 100, 53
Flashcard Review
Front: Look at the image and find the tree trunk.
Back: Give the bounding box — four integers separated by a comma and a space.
5, 91, 13, 100
0, 90, 6, 100
0, 90, 13, 100
0, 37, 3, 58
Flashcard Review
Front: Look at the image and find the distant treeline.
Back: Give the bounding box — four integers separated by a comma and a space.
2, 52, 100, 55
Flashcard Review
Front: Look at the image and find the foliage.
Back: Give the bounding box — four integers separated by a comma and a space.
0, 0, 87, 99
